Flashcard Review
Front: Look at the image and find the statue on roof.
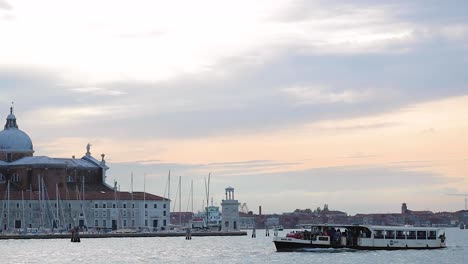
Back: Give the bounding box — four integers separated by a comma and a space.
86, 143, 91, 156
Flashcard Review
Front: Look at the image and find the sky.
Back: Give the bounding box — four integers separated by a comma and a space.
0, 0, 467, 214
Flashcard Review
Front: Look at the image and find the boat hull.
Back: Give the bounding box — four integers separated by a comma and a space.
274, 241, 445, 252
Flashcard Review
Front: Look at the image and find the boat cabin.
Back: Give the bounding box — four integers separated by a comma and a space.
275, 224, 446, 251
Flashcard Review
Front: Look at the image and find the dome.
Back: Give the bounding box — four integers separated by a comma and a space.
0, 128, 33, 152
0, 106, 34, 153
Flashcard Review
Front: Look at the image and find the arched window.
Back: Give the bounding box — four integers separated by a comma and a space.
12, 173, 20, 182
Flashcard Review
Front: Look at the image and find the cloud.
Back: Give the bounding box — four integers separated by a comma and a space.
0, 0, 12, 10
69, 87, 126, 96
281, 86, 376, 104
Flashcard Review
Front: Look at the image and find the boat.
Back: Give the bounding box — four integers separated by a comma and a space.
273, 224, 446, 251
273, 225, 284, 231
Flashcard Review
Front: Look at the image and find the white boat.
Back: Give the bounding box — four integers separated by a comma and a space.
273, 224, 446, 251
273, 225, 284, 231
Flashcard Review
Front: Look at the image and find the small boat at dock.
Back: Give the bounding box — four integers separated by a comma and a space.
273, 224, 446, 251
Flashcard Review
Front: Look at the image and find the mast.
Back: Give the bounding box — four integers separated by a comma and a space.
131, 172, 133, 227
178, 176, 181, 225
113, 180, 118, 229
81, 175, 87, 227
190, 179, 193, 213
22, 189, 25, 231
7, 180, 10, 230
204, 173, 211, 227
168, 170, 170, 202
143, 173, 146, 227
38, 174, 42, 228
56, 183, 59, 228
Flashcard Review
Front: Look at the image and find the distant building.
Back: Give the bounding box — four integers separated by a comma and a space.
402, 203, 408, 214
0, 107, 170, 231
265, 217, 279, 228
221, 187, 240, 231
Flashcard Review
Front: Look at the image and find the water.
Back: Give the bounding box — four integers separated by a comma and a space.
0, 228, 467, 263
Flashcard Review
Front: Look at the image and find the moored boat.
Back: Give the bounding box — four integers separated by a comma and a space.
273, 224, 446, 251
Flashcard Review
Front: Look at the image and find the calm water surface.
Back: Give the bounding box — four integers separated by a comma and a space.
1, 228, 467, 263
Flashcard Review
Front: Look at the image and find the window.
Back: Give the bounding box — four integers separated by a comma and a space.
103, 220, 106, 227
95, 220, 99, 227
95, 203, 98, 208
163, 220, 166, 226
79, 213, 84, 217
67, 175, 74, 183
145, 211, 148, 216
163, 211, 166, 216
29, 203, 31, 208
396, 230, 405, 239
12, 173, 20, 182
102, 211, 107, 217
145, 204, 148, 209
417, 231, 426, 240
132, 204, 135, 208
16, 203, 20, 208
385, 230, 395, 239
102, 203, 107, 209
123, 219, 127, 227
225, 221, 229, 227
113, 204, 116, 208
428, 231, 437, 240
407, 231, 416, 240
69, 203, 72, 208
123, 211, 127, 218
154, 204, 157, 209
0, 173, 5, 182
374, 230, 384, 239
123, 204, 127, 209
132, 219, 135, 226
163, 204, 166, 209
145, 220, 148, 227
54, 203, 57, 208
94, 211, 99, 218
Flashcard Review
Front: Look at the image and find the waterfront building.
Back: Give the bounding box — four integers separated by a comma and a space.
0, 107, 170, 231
221, 187, 240, 231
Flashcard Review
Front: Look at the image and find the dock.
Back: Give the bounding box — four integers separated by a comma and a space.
0, 231, 247, 240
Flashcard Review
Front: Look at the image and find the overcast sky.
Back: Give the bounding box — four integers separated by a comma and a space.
1, 0, 467, 214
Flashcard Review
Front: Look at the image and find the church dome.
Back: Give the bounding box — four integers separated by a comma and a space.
0, 107, 34, 153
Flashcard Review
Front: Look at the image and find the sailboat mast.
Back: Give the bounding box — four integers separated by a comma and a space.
191, 179, 193, 213
168, 170, 170, 202
7, 180, 10, 230
143, 173, 146, 227
22, 190, 25, 230
56, 183, 59, 228
38, 175, 42, 227
178, 176, 181, 225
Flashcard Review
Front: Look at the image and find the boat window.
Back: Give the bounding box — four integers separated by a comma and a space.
385, 230, 395, 239
417, 231, 426, 240
396, 230, 405, 239
374, 230, 384, 239
428, 231, 437, 240
318, 236, 329, 241
407, 230, 416, 240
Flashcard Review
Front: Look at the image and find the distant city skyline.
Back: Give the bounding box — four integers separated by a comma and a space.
1, 0, 467, 214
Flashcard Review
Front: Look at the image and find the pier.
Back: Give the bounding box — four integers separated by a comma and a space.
0, 231, 247, 240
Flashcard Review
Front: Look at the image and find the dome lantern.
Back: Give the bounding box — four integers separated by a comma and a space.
0, 106, 34, 160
